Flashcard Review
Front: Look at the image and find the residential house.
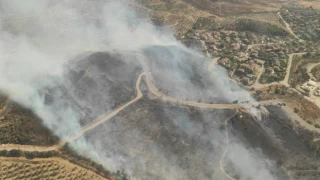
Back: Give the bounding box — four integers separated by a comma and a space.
274, 66, 280, 72
266, 67, 274, 74
218, 57, 230, 66
255, 59, 265, 65
241, 77, 250, 85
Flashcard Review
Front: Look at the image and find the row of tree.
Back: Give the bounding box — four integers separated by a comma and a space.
235, 18, 289, 36
0, 149, 58, 159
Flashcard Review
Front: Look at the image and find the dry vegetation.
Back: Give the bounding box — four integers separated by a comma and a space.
177, 0, 280, 16
289, 55, 310, 87
0, 94, 8, 111
0, 101, 59, 145
0, 95, 116, 180
132, 0, 283, 34
254, 85, 320, 126
0, 157, 108, 180
133, 0, 211, 34
300, 0, 320, 10
312, 64, 320, 81
236, 12, 283, 27
289, 54, 320, 87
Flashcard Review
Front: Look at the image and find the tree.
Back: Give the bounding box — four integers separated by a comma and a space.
0, 150, 8, 156
8, 149, 24, 157
303, 52, 312, 58
25, 152, 35, 159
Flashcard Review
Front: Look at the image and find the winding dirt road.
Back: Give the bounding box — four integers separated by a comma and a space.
281, 105, 320, 134
306, 62, 320, 80
248, 52, 308, 90
0, 51, 315, 174
277, 12, 302, 41
0, 53, 273, 152
144, 73, 241, 109
64, 72, 145, 143
282, 52, 309, 87
0, 72, 144, 151
219, 110, 238, 180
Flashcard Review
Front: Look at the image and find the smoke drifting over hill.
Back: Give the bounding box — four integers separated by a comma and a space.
0, 0, 276, 179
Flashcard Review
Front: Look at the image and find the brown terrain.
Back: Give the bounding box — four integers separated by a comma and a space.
0, 157, 107, 180
300, 0, 320, 10
312, 64, 320, 81
0, 0, 320, 180
0, 94, 115, 180
131, 0, 285, 34
1, 50, 320, 179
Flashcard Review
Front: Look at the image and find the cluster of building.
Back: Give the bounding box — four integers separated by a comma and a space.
188, 30, 260, 57
182, 23, 320, 86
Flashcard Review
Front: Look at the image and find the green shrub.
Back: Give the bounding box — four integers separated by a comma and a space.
8, 149, 24, 157
0, 150, 8, 156
235, 19, 289, 36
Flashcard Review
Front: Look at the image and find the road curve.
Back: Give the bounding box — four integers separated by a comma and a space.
248, 52, 308, 90
306, 62, 320, 80
277, 12, 302, 41
63, 72, 145, 143
144, 73, 240, 109
282, 52, 309, 87
0, 52, 312, 154
219, 110, 238, 180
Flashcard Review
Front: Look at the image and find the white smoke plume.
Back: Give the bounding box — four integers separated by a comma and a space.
0, 0, 276, 179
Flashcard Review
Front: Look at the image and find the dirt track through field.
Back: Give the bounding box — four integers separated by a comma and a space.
63, 72, 145, 143
277, 12, 302, 41
0, 51, 318, 180
0, 53, 287, 151
0, 144, 61, 152
219, 110, 238, 180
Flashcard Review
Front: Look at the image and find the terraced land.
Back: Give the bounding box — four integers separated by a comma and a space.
0, 157, 107, 180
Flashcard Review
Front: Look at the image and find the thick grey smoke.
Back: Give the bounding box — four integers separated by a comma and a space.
0, 0, 275, 179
